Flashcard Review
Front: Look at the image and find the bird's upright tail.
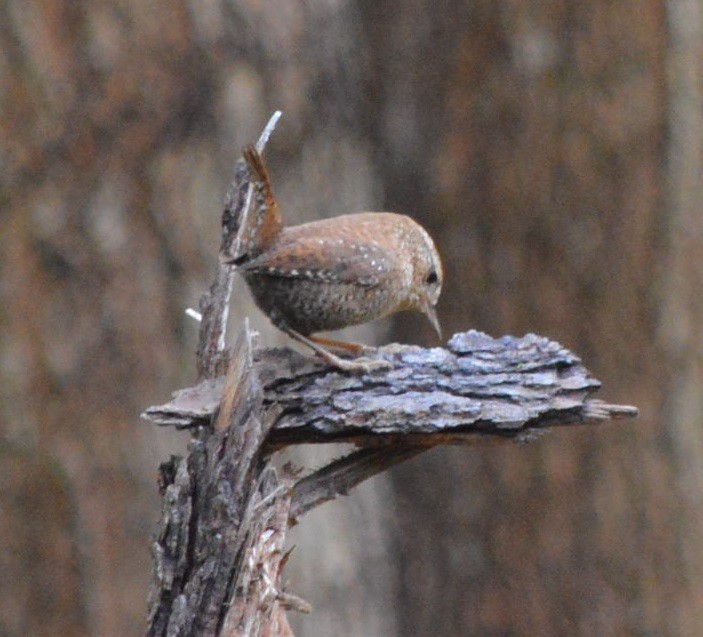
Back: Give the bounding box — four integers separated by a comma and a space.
219, 144, 283, 266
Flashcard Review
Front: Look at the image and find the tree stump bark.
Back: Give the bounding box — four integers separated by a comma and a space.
142, 114, 637, 636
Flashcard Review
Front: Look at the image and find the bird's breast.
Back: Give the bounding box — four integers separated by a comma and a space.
244, 273, 402, 335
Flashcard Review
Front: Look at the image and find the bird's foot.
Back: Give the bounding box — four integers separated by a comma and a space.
320, 352, 392, 374
280, 325, 391, 373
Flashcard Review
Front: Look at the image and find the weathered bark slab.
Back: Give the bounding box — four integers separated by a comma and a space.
144, 329, 636, 445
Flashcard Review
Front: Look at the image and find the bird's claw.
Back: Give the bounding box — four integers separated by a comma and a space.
328, 355, 392, 374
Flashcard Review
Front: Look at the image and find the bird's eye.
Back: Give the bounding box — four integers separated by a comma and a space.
426, 270, 438, 285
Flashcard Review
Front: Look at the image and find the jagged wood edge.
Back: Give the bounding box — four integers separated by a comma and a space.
196, 111, 282, 380
288, 445, 427, 524
147, 329, 297, 636
147, 113, 300, 637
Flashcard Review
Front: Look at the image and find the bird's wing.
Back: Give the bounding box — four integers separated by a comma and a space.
238, 235, 398, 288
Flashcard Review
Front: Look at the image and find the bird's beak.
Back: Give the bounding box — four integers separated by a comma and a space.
420, 299, 442, 341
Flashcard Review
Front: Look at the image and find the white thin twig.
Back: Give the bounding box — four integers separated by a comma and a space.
255, 111, 283, 154
186, 308, 203, 322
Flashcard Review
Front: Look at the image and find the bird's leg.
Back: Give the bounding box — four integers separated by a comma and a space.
308, 335, 377, 356
280, 326, 391, 373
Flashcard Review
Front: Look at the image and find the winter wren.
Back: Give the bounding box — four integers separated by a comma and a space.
222, 144, 443, 373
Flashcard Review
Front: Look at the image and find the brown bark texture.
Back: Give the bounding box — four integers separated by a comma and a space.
2, 0, 702, 636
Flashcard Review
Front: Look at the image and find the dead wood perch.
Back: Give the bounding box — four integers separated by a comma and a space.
143, 112, 638, 637
145, 325, 637, 518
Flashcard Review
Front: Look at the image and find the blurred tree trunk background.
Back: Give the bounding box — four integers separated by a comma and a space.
2, 1, 702, 636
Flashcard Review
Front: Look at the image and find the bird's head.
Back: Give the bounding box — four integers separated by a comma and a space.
408, 222, 443, 340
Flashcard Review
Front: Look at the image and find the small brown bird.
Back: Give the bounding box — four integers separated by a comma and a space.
222, 145, 443, 372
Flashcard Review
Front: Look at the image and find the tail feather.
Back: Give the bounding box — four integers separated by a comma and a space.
220, 144, 283, 266
241, 144, 282, 256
